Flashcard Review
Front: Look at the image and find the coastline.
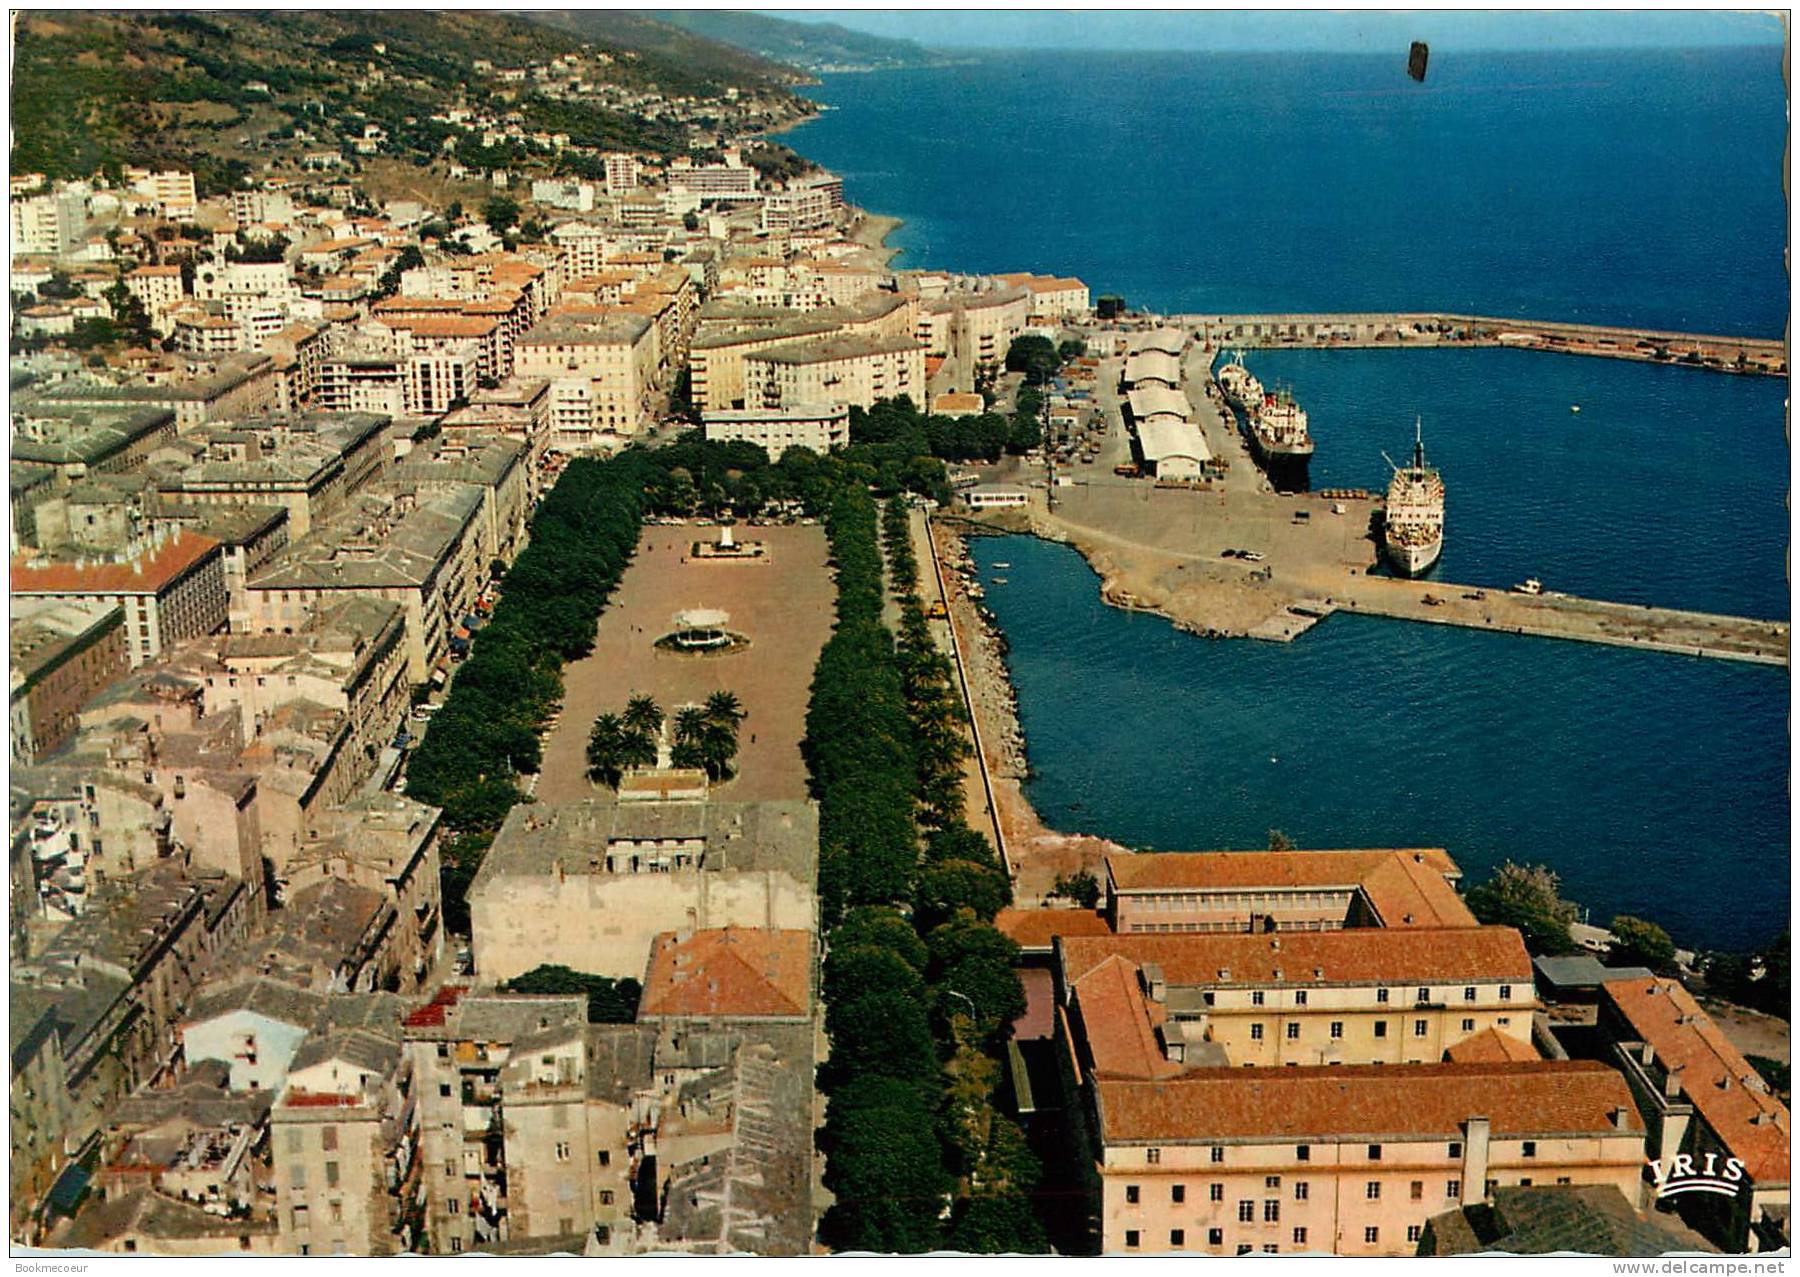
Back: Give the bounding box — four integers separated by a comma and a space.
848, 207, 903, 267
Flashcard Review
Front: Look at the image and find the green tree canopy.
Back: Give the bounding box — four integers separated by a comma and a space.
1609, 915, 1678, 973
1464, 861, 1580, 955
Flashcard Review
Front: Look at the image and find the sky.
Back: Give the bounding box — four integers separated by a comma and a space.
760, 9, 1787, 53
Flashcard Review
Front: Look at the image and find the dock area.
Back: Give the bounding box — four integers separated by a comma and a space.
1164, 311, 1786, 377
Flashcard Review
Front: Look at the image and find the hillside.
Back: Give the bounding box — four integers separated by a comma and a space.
517, 10, 812, 82
645, 10, 946, 72
10, 10, 809, 190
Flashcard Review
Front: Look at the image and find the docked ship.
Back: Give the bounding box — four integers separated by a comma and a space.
1215, 350, 1263, 414
1250, 386, 1316, 463
1381, 419, 1445, 577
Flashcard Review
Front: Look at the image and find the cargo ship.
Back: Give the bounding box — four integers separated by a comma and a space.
1249, 386, 1316, 463
1381, 419, 1445, 577
1215, 350, 1263, 414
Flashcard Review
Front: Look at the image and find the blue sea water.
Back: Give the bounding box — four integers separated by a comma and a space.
781, 47, 1791, 949
786, 46, 1788, 335
971, 535, 1789, 951
1240, 347, 1790, 620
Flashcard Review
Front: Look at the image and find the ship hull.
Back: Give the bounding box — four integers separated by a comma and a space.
1248, 432, 1316, 462
1382, 534, 1442, 577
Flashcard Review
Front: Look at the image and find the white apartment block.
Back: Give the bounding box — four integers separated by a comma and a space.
11, 190, 86, 257
745, 335, 925, 412
702, 402, 850, 459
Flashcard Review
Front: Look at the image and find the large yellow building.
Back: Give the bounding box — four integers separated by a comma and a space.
1057, 926, 1536, 1071
1094, 1061, 1646, 1257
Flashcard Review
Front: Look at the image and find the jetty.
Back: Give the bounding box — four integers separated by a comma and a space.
1158, 311, 1786, 377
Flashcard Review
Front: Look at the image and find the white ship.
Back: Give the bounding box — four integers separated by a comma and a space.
1382, 419, 1445, 577
1251, 386, 1315, 461
1215, 350, 1264, 415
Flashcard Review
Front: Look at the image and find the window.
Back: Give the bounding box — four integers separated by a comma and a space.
1171, 1185, 1185, 1203
1330, 1021, 1344, 1040
1249, 1023, 1264, 1041
286, 1129, 303, 1153
1169, 1230, 1185, 1248
1125, 1185, 1140, 1204
444, 1161, 455, 1178
1407, 1225, 1422, 1243
1448, 1141, 1462, 1158
1146, 1147, 1161, 1165
1264, 1176, 1281, 1190
1377, 988, 1390, 1004
1410, 1181, 1423, 1201
1263, 1200, 1280, 1223
1522, 1141, 1537, 1158
1237, 1245, 1253, 1256
325, 1161, 339, 1187
1520, 1178, 1532, 1187
596, 1227, 611, 1245
1416, 987, 1430, 1003
1293, 1182, 1309, 1201
1368, 1144, 1383, 1161
321, 1126, 338, 1151
1293, 991, 1307, 1006
1462, 1018, 1475, 1032
1286, 1022, 1301, 1041
1252, 991, 1265, 1006
1366, 1181, 1381, 1200
1238, 1201, 1254, 1223
1364, 1227, 1380, 1245
1414, 1019, 1429, 1037
437, 1044, 450, 1060
1446, 1180, 1461, 1199
450, 1239, 463, 1254
448, 1199, 460, 1216
292, 1165, 306, 1190
329, 1201, 343, 1224
555, 1141, 571, 1162
1295, 1145, 1310, 1162
1208, 1229, 1224, 1247
1210, 1184, 1224, 1202
1263, 1244, 1279, 1254
1485, 1179, 1499, 1197
1374, 1021, 1388, 1039
1124, 1230, 1140, 1249
600, 1190, 614, 1206
1556, 1177, 1571, 1186
1499, 985, 1513, 1001
1292, 1228, 1308, 1246
1211, 1147, 1225, 1164
1463, 986, 1477, 1002
439, 1084, 452, 1098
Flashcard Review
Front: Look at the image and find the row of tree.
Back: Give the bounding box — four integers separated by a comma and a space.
848, 396, 1040, 464
405, 452, 650, 927
808, 490, 1045, 1253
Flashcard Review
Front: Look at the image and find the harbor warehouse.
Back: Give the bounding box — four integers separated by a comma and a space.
468, 797, 818, 982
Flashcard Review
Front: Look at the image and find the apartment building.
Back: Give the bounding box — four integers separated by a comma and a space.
158, 413, 390, 538
513, 314, 657, 443
1093, 1061, 1646, 1257
11, 527, 228, 668
245, 485, 492, 683
744, 334, 925, 412
1599, 976, 1790, 1251
701, 402, 849, 459
9, 599, 129, 764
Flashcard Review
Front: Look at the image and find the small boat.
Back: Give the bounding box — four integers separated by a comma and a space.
992, 577, 1009, 585
1513, 578, 1544, 596
1570, 405, 1582, 414
992, 561, 1012, 569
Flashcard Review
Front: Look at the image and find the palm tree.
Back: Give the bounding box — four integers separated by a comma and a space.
699, 719, 739, 782
673, 705, 709, 746
704, 690, 744, 724
619, 729, 658, 772
623, 693, 663, 739
586, 713, 627, 787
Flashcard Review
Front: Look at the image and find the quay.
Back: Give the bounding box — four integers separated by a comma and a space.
1160, 311, 1786, 377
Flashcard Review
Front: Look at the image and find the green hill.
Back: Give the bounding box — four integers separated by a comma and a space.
10, 10, 808, 191
644, 10, 946, 72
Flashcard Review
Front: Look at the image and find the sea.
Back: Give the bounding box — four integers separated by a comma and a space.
782, 45, 1791, 951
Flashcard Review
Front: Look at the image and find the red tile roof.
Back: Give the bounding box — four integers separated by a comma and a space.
1095, 1060, 1642, 1145
1071, 954, 1184, 1081
1445, 1026, 1541, 1063
1107, 848, 1475, 928
12, 533, 220, 597
1602, 977, 1790, 1184
1057, 926, 1532, 990
994, 907, 1112, 951
638, 928, 812, 1019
